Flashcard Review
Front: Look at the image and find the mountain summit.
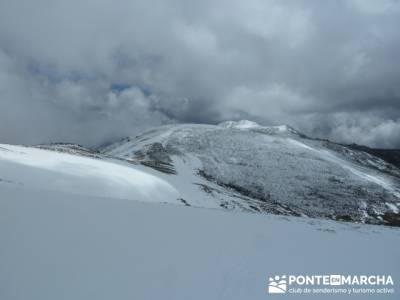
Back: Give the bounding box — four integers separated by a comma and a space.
101, 121, 400, 226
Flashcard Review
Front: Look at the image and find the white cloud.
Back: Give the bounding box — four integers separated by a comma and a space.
0, 0, 399, 147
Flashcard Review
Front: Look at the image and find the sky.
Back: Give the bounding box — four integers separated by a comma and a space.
0, 0, 399, 148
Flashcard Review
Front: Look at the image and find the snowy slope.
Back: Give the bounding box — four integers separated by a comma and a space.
0, 144, 180, 204
0, 124, 399, 299
1, 186, 399, 300
102, 121, 400, 226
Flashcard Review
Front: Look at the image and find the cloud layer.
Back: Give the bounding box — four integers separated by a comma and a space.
0, 0, 400, 147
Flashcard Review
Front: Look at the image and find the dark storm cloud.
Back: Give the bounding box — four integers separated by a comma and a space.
0, 0, 399, 147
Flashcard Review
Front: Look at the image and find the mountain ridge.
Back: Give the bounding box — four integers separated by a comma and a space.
100, 120, 400, 226
2, 120, 399, 226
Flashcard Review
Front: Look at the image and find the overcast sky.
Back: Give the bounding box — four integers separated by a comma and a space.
0, 0, 399, 148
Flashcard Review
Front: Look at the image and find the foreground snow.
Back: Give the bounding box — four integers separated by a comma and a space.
0, 185, 399, 300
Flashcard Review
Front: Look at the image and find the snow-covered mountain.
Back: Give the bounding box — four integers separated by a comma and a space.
1, 121, 400, 300
101, 120, 400, 227
1, 120, 399, 227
